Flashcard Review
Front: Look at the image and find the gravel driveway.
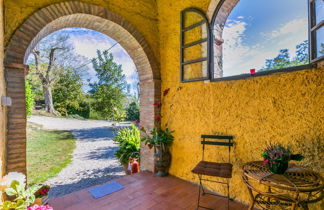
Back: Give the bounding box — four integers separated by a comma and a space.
28, 116, 129, 199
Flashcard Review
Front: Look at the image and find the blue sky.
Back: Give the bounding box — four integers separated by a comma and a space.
222, 0, 308, 76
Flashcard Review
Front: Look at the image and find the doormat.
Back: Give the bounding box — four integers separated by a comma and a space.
88, 181, 124, 199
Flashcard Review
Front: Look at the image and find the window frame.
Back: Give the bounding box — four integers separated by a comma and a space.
180, 1, 320, 83
309, 0, 324, 63
180, 8, 211, 83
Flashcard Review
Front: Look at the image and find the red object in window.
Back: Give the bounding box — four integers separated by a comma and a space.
250, 69, 256, 75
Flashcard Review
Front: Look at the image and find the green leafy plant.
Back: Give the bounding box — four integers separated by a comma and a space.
261, 144, 304, 162
113, 124, 140, 165
0, 177, 42, 210
262, 144, 304, 174
141, 127, 174, 152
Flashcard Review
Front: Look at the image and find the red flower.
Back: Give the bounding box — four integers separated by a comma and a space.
147, 144, 151, 148
153, 102, 161, 106
154, 116, 161, 120
133, 120, 140, 123
163, 88, 170, 96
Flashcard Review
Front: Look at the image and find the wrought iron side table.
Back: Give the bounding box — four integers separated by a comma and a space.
242, 161, 323, 210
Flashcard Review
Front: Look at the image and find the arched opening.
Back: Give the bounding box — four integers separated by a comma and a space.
4, 1, 160, 176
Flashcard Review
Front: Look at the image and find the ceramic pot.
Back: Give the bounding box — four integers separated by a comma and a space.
154, 145, 171, 177
267, 160, 288, 174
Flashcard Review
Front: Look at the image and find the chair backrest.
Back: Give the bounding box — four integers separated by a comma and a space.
201, 135, 234, 163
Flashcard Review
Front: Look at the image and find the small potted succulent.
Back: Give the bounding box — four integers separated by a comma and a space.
34, 185, 50, 205
262, 144, 304, 174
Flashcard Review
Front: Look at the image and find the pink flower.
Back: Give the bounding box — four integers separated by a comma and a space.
28, 205, 53, 210
134, 120, 140, 123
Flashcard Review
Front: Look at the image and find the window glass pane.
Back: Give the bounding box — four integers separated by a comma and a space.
184, 11, 204, 28
183, 61, 207, 80
183, 24, 207, 45
216, 0, 308, 78
315, 0, 324, 24
316, 26, 324, 58
183, 42, 207, 62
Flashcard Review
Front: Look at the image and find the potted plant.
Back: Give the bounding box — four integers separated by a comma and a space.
0, 172, 53, 210
141, 126, 174, 177
262, 144, 304, 174
33, 185, 50, 205
113, 124, 140, 175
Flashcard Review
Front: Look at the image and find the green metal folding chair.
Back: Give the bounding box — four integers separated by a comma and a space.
192, 135, 234, 210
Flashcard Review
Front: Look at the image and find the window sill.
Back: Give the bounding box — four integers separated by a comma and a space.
209, 64, 317, 82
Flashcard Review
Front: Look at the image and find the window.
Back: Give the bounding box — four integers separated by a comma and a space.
309, 0, 324, 62
180, 8, 210, 82
180, 0, 322, 83
213, 0, 309, 79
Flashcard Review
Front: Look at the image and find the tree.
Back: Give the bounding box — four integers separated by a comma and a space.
27, 33, 88, 115
261, 40, 309, 71
262, 49, 291, 71
126, 98, 140, 121
89, 50, 128, 120
295, 40, 309, 64
52, 67, 89, 117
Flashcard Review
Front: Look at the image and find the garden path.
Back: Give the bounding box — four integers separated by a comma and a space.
28, 116, 129, 198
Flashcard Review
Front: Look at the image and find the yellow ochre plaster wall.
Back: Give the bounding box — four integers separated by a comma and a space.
158, 0, 323, 209
3, 0, 324, 208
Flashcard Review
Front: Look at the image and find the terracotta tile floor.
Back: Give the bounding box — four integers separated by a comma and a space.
48, 172, 249, 210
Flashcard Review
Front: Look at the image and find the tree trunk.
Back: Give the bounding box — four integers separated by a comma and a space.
43, 85, 56, 114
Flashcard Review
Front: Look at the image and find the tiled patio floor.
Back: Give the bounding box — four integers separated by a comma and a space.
48, 172, 249, 210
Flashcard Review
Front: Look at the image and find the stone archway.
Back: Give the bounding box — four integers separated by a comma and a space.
4, 1, 160, 174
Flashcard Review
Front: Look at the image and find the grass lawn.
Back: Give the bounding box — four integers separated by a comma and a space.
27, 123, 76, 185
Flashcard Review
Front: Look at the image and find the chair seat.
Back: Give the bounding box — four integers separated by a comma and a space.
192, 161, 233, 178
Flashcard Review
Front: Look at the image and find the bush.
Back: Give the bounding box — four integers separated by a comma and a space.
25, 81, 34, 117
126, 101, 139, 121
66, 101, 90, 119
113, 124, 140, 165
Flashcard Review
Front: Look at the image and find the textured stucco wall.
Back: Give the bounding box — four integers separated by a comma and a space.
158, 0, 323, 209
0, 0, 6, 202
3, 0, 324, 208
